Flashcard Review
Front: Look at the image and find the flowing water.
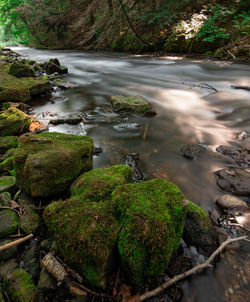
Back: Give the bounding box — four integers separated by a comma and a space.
13, 47, 250, 302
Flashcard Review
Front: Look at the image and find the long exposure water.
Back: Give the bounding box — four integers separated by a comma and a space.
13, 47, 250, 302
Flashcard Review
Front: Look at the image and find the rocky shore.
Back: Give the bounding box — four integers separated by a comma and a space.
0, 49, 249, 302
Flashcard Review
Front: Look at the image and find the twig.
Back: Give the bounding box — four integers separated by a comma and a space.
0, 234, 34, 251
136, 236, 248, 301
142, 121, 149, 140
227, 50, 236, 59
199, 83, 218, 92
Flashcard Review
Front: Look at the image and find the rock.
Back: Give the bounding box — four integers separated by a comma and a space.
48, 58, 60, 66
53, 80, 75, 89
22, 246, 40, 280
183, 201, 219, 257
0, 176, 16, 194
110, 95, 156, 116
0, 239, 18, 261
167, 255, 193, 276
37, 267, 56, 292
0, 210, 19, 238
0, 136, 18, 155
180, 144, 207, 160
216, 145, 250, 167
2, 101, 32, 114
40, 239, 52, 252
44, 198, 120, 289
29, 120, 48, 133
70, 165, 132, 201
0, 155, 15, 174
46, 62, 61, 75
21, 77, 51, 96
0, 107, 32, 136
0, 259, 19, 278
7, 269, 37, 302
113, 179, 186, 285
7, 61, 35, 78
49, 114, 82, 125
19, 206, 41, 234
214, 168, 250, 196
216, 194, 249, 212
0, 191, 11, 206
14, 132, 93, 197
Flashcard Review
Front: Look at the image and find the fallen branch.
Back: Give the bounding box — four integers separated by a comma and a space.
0, 234, 34, 251
132, 236, 248, 301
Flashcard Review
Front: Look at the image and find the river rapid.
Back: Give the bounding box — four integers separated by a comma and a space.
13, 47, 250, 302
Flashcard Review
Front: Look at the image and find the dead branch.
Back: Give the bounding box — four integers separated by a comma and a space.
0, 234, 34, 251
135, 236, 248, 301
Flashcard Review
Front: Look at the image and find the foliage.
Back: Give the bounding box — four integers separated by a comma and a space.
233, 10, 250, 35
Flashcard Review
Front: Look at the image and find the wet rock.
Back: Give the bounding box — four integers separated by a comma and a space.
183, 201, 219, 257
0, 107, 32, 136
180, 144, 207, 160
0, 210, 19, 238
214, 168, 250, 196
29, 120, 48, 134
113, 122, 141, 131
14, 132, 93, 197
216, 145, 250, 167
0, 136, 18, 155
216, 194, 249, 213
0, 259, 19, 278
235, 212, 250, 232
48, 58, 60, 66
0, 176, 16, 194
8, 61, 35, 78
7, 269, 37, 302
53, 80, 76, 90
20, 206, 41, 234
37, 267, 56, 292
110, 95, 156, 116
167, 255, 193, 276
2, 101, 33, 114
22, 77, 51, 96
113, 179, 186, 285
49, 114, 82, 125
125, 153, 145, 182
46, 62, 61, 75
0, 239, 18, 261
0, 192, 11, 206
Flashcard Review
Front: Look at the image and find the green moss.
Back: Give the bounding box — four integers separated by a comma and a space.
113, 179, 186, 284
7, 61, 35, 78
70, 165, 132, 202
186, 200, 210, 231
0, 176, 16, 193
19, 206, 41, 234
0, 210, 19, 238
0, 136, 18, 154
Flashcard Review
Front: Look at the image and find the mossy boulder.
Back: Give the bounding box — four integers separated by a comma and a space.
14, 132, 93, 197
0, 176, 16, 194
44, 198, 120, 289
0, 210, 19, 238
113, 179, 186, 285
183, 201, 219, 257
19, 206, 41, 234
7, 269, 37, 302
7, 61, 35, 78
110, 95, 156, 116
0, 136, 18, 155
0, 192, 11, 206
0, 108, 32, 136
19, 77, 51, 96
70, 165, 133, 201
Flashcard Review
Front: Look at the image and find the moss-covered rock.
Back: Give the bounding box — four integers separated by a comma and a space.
14, 132, 93, 197
7, 61, 36, 78
37, 267, 56, 292
0, 136, 18, 155
19, 206, 41, 234
183, 201, 219, 257
0, 108, 32, 136
113, 179, 186, 285
110, 95, 156, 116
70, 165, 132, 201
0, 192, 11, 206
0, 210, 19, 238
7, 269, 37, 302
44, 198, 120, 289
0, 239, 18, 261
19, 77, 51, 96
0, 176, 16, 194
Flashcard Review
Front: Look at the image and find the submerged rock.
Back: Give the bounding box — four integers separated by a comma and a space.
113, 179, 186, 285
0, 210, 19, 238
110, 95, 156, 116
14, 132, 93, 197
216, 145, 250, 167
183, 201, 219, 257
214, 168, 250, 196
180, 144, 208, 160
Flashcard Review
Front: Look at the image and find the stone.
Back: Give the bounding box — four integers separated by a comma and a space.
113, 179, 186, 285
0, 259, 18, 278
216, 194, 249, 212
180, 144, 208, 160
14, 132, 93, 197
7, 61, 35, 78
46, 63, 61, 75
183, 201, 219, 257
53, 80, 75, 90
0, 210, 19, 238
110, 95, 156, 116
22, 246, 40, 280
37, 267, 56, 292
216, 145, 250, 167
214, 168, 250, 196
0, 136, 18, 155
0, 192, 11, 206
167, 255, 193, 276
48, 58, 61, 66
0, 239, 18, 261
7, 269, 37, 302
0, 176, 16, 194
19, 206, 41, 234
49, 114, 82, 125
0, 107, 32, 136
20, 77, 51, 96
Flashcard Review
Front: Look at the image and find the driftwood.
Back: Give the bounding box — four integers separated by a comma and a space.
0, 234, 34, 251
231, 85, 250, 91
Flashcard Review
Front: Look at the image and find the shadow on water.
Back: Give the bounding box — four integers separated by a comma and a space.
13, 46, 250, 302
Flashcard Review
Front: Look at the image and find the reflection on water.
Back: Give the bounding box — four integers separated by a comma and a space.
13, 47, 250, 302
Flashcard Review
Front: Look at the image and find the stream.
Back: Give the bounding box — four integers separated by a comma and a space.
13, 47, 250, 302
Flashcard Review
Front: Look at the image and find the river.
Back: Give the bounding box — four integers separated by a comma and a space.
13, 47, 250, 302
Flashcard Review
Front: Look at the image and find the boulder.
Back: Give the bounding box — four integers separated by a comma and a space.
0, 136, 18, 155
20, 77, 51, 96
0, 210, 19, 238
216, 145, 250, 167
14, 132, 93, 197
19, 206, 41, 234
7, 61, 35, 78
37, 267, 56, 292
180, 144, 208, 160
113, 179, 186, 285
110, 95, 156, 116
183, 201, 219, 257
0, 176, 16, 194
214, 168, 250, 196
0, 259, 19, 278
44, 198, 120, 289
216, 194, 249, 213
70, 165, 132, 201
0, 107, 32, 136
